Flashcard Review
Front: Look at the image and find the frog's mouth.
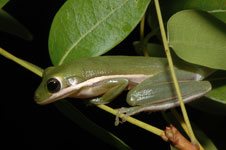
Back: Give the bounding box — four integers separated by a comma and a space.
34, 85, 81, 105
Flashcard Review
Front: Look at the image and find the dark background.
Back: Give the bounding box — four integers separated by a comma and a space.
1, 0, 225, 150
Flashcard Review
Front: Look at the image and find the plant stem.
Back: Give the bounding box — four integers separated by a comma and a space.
0, 47, 165, 138
140, 15, 145, 40
97, 104, 164, 136
0, 48, 43, 76
140, 15, 150, 56
153, 0, 198, 144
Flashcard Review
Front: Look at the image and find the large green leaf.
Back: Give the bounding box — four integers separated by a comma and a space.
0, 0, 9, 8
167, 10, 226, 70
49, 0, 151, 65
0, 9, 33, 41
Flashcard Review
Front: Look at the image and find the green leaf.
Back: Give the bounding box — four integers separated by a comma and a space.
206, 85, 226, 103
55, 100, 131, 149
167, 10, 226, 70
171, 0, 226, 23
148, 0, 226, 30
0, 0, 9, 8
0, 9, 33, 41
49, 0, 151, 65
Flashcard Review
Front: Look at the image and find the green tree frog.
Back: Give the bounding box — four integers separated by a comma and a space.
34, 56, 211, 117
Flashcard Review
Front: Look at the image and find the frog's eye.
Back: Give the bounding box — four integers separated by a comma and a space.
47, 78, 62, 93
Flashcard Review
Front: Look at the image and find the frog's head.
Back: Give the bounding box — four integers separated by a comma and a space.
34, 66, 83, 105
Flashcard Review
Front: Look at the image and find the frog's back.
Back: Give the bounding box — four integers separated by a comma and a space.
62, 56, 168, 79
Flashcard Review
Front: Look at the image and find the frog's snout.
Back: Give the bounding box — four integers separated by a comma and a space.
34, 94, 40, 102
34, 93, 45, 105
34, 93, 53, 105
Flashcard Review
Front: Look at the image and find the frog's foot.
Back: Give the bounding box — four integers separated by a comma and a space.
115, 107, 127, 126
115, 106, 142, 126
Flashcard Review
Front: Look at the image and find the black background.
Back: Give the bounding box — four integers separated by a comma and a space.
1, 0, 226, 150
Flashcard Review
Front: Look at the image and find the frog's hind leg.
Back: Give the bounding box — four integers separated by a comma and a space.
115, 70, 211, 125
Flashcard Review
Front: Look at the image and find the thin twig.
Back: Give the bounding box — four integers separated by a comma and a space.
153, 0, 199, 145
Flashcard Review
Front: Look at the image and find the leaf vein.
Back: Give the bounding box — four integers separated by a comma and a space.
59, 0, 129, 65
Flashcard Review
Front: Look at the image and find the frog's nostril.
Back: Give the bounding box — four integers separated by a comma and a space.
34, 94, 40, 101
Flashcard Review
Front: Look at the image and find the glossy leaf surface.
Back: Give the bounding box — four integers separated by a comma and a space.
168, 10, 226, 70
49, 0, 151, 65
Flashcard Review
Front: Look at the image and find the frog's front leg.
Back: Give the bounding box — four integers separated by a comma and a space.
115, 70, 211, 125
87, 78, 129, 105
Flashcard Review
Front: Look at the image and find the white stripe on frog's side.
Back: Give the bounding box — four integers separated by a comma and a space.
37, 74, 152, 105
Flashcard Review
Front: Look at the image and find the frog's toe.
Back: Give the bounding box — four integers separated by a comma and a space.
114, 107, 134, 126
115, 107, 125, 126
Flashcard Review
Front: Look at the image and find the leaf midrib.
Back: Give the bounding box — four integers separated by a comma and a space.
59, 0, 129, 65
